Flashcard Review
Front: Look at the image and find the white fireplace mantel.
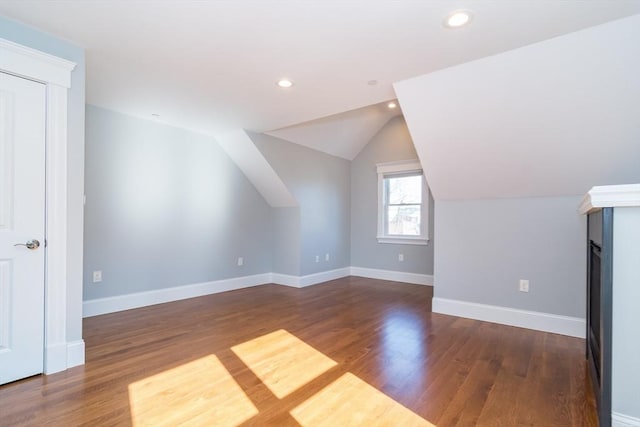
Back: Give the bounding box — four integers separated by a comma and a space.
578, 184, 640, 215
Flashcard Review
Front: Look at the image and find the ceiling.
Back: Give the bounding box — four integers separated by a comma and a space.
1, 1, 639, 156
395, 14, 640, 200
266, 101, 401, 160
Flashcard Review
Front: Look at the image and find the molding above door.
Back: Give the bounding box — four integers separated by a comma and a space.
0, 37, 77, 374
0, 38, 75, 87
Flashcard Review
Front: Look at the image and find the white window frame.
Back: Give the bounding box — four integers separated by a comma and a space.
376, 159, 429, 245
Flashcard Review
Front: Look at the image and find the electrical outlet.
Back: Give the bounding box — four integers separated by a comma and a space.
398, 253, 404, 262
237, 257, 243, 266
519, 279, 529, 293
325, 253, 330, 262
315, 255, 320, 263
92, 270, 102, 283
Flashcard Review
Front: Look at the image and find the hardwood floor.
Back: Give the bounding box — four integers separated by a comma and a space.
0, 277, 597, 426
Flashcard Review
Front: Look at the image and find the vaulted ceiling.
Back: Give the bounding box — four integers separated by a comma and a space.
265, 101, 401, 160
1, 0, 639, 159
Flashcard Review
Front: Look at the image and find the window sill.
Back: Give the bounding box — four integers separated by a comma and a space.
376, 236, 429, 246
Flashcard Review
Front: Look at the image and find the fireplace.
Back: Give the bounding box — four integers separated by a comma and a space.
581, 184, 640, 426
588, 241, 602, 380
586, 209, 612, 427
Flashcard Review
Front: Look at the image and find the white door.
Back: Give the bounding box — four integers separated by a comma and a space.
0, 71, 46, 385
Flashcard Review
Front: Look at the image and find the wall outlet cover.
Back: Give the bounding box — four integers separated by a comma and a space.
92, 270, 102, 283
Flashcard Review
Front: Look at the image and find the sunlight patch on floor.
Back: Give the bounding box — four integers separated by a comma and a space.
290, 372, 435, 427
128, 355, 258, 427
231, 329, 338, 399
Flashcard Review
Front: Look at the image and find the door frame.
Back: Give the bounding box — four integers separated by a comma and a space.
0, 38, 76, 374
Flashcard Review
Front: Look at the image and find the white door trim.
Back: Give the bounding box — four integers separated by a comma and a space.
0, 38, 76, 374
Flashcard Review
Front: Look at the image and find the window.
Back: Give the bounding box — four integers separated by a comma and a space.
376, 160, 429, 245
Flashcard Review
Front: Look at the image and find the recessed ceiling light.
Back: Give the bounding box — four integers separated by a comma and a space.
387, 102, 397, 109
276, 79, 294, 88
445, 10, 473, 28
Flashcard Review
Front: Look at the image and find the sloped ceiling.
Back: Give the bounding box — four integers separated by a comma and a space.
215, 130, 297, 207
395, 15, 640, 201
265, 102, 401, 160
1, 1, 639, 150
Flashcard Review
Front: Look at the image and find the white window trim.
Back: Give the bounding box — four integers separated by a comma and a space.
376, 159, 429, 245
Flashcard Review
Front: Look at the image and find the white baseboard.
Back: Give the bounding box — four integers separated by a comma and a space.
350, 266, 433, 285
300, 267, 351, 287
273, 267, 427, 288
613, 412, 640, 427
432, 297, 585, 338
67, 340, 85, 368
272, 267, 351, 288
44, 342, 68, 374
83, 273, 272, 317
271, 273, 300, 287
44, 340, 86, 373
83, 267, 428, 317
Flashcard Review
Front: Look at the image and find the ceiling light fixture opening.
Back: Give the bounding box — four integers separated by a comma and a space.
387, 102, 397, 109
277, 79, 294, 88
445, 10, 473, 28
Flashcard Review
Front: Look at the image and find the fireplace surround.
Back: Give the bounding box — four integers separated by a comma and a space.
580, 184, 640, 427
586, 209, 612, 427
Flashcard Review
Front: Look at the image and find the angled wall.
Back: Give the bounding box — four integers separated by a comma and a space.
250, 132, 351, 276
395, 15, 640, 201
395, 15, 640, 334
215, 129, 297, 207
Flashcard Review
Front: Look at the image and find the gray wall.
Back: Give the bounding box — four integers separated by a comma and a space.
272, 207, 301, 276
435, 196, 586, 318
250, 132, 351, 276
351, 116, 434, 275
83, 106, 272, 300
0, 17, 86, 343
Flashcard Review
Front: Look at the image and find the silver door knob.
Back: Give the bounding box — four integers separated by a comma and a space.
14, 239, 40, 250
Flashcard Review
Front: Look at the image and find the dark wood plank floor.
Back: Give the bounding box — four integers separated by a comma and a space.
0, 277, 597, 426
